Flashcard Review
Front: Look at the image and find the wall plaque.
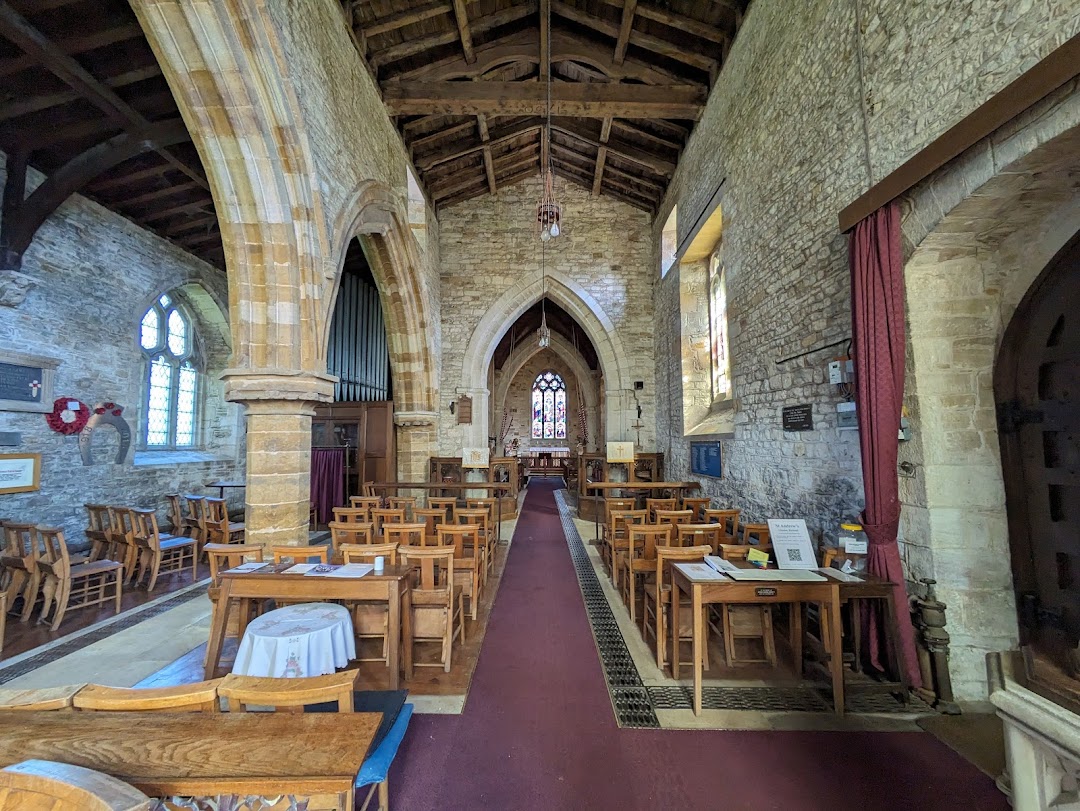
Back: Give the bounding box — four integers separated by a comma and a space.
0, 453, 40, 494
690, 441, 722, 478
782, 404, 813, 431
456, 395, 472, 425
0, 351, 58, 413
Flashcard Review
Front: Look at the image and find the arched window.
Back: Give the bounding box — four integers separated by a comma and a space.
531, 371, 567, 440
709, 249, 732, 401
139, 294, 201, 448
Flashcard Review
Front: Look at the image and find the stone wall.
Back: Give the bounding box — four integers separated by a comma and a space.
653, 0, 1080, 700
439, 174, 655, 457
0, 154, 243, 548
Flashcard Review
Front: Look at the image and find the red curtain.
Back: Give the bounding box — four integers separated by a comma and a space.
850, 201, 922, 688
310, 447, 345, 525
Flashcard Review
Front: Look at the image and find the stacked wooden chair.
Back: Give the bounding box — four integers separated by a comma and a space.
35, 527, 123, 631
2, 521, 43, 622
129, 508, 198, 592
203, 497, 244, 545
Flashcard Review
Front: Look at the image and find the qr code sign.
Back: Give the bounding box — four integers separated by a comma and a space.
786, 548, 803, 562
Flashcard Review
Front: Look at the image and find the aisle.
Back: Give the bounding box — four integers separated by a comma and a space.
389, 480, 1005, 810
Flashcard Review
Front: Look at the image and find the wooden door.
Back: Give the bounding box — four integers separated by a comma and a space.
997, 232, 1080, 671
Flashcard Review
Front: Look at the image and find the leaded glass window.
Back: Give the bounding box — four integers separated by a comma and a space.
530, 372, 567, 440
709, 250, 732, 401
139, 295, 202, 448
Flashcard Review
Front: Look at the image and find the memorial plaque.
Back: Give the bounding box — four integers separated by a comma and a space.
0, 352, 57, 413
690, 441, 722, 478
782, 404, 813, 431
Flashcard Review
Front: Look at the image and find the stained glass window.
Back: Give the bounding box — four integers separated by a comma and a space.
709, 251, 732, 401
140, 295, 202, 448
530, 372, 566, 440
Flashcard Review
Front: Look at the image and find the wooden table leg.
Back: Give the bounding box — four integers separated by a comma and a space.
670, 576, 682, 681
792, 602, 804, 677
387, 581, 401, 690
204, 580, 231, 679
692, 583, 703, 716
827, 586, 845, 715
852, 597, 863, 673
402, 581, 413, 680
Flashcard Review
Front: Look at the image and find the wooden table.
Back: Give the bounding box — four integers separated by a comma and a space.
585, 481, 702, 539
205, 564, 413, 689
670, 566, 845, 716
206, 480, 245, 499
0, 711, 379, 809
369, 481, 513, 541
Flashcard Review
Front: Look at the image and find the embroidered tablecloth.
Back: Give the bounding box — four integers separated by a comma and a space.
232, 602, 355, 678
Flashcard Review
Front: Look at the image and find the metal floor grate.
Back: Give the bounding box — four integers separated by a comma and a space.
0, 582, 207, 684
555, 489, 660, 728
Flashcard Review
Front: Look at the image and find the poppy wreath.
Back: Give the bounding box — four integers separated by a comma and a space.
94, 401, 124, 417
45, 397, 90, 435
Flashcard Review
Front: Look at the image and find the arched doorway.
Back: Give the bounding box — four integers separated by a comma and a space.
995, 231, 1080, 692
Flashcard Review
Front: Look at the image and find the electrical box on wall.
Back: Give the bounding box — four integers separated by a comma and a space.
837, 401, 858, 430
829, 357, 854, 385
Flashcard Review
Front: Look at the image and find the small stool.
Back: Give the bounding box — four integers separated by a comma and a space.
232, 602, 356, 678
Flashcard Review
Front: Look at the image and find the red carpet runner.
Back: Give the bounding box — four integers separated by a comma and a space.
389, 480, 1006, 810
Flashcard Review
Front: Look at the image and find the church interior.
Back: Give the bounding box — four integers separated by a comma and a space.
0, 0, 1077, 808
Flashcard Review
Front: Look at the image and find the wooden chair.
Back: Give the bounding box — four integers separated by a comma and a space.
332, 507, 371, 524
35, 527, 122, 631
350, 496, 382, 512
618, 524, 671, 625
415, 508, 448, 544
362, 482, 377, 497
384, 523, 426, 549
645, 498, 677, 521
203, 497, 245, 545
388, 497, 416, 520
677, 523, 724, 552
681, 497, 712, 521
453, 508, 494, 581
340, 544, 399, 665
105, 507, 139, 584
219, 671, 358, 712
427, 497, 457, 518
603, 498, 637, 548
607, 509, 648, 589
0, 685, 85, 712
654, 509, 694, 531
84, 505, 112, 561
704, 508, 741, 543
439, 524, 482, 620
370, 508, 405, 538
0, 759, 153, 811
271, 545, 329, 564
204, 543, 264, 660
179, 495, 207, 546
399, 546, 464, 673
164, 494, 185, 537
642, 544, 713, 672
130, 508, 198, 592
466, 498, 496, 524
720, 523, 774, 562
73, 680, 222, 712
329, 521, 374, 553
2, 521, 41, 622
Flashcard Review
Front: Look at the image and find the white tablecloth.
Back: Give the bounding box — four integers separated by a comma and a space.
232, 602, 356, 678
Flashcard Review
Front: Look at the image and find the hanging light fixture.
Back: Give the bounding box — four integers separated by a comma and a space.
536, 0, 561, 243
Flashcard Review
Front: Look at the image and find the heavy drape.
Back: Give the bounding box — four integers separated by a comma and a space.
310, 447, 345, 525
850, 201, 922, 688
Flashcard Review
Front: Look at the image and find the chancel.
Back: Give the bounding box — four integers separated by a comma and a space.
0, 1, 1076, 809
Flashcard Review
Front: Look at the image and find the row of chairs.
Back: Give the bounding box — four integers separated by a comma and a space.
600, 497, 778, 672
0, 671, 407, 811
164, 494, 245, 546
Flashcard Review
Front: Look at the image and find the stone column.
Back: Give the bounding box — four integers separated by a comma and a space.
226, 371, 334, 549
394, 411, 439, 482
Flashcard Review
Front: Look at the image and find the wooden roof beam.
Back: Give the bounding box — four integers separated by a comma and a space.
551, 1, 716, 74
0, 64, 161, 122
0, 22, 142, 79
450, 0, 475, 64
554, 158, 654, 212
141, 198, 215, 223
610, 119, 682, 151
383, 80, 705, 118
613, 0, 637, 65
371, 3, 536, 69
88, 163, 172, 192
431, 145, 538, 196
119, 180, 202, 209
163, 213, 217, 236
362, 2, 452, 37
437, 167, 536, 209
592, 117, 612, 196
539, 0, 550, 80
174, 230, 221, 248
599, 0, 731, 44
550, 117, 675, 175
415, 117, 543, 170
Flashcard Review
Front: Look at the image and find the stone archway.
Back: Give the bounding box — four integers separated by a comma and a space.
459, 269, 634, 449
329, 180, 440, 480
492, 331, 601, 451
898, 91, 1080, 700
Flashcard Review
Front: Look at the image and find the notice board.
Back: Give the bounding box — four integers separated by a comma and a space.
690, 441, 722, 478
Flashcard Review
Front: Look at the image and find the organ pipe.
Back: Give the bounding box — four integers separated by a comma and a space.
327, 270, 391, 402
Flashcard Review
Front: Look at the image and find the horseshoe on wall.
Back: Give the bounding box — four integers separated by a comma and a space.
79, 404, 132, 466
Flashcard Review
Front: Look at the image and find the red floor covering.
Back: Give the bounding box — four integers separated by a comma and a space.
388, 480, 1006, 810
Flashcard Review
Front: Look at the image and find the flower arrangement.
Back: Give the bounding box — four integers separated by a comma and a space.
45, 397, 89, 435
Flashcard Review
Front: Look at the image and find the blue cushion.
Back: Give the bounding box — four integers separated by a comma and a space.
356, 703, 414, 787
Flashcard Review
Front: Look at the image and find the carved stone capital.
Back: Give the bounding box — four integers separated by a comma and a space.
223, 368, 336, 409
394, 410, 439, 427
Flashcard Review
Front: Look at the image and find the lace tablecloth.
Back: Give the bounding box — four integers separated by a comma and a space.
232, 602, 355, 678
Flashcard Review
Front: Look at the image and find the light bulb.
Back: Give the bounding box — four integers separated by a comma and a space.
540, 228, 551, 242
549, 222, 560, 237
